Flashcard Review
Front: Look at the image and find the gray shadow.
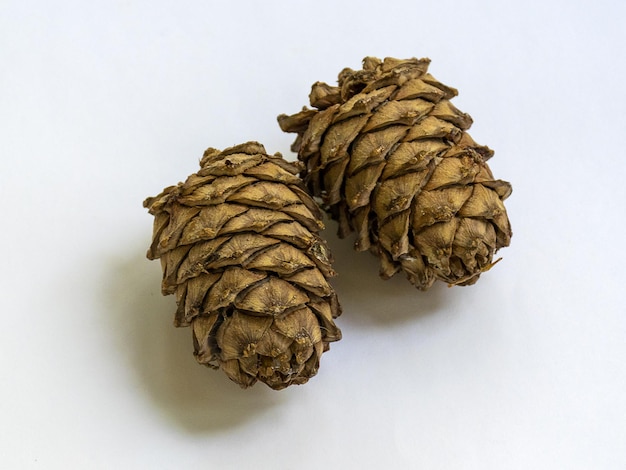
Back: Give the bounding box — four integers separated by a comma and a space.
320, 221, 447, 328
102, 240, 287, 433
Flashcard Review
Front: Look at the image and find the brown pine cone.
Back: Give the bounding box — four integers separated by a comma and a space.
144, 142, 341, 390
278, 56, 512, 289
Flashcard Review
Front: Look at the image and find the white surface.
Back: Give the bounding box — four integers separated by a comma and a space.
2, 1, 625, 468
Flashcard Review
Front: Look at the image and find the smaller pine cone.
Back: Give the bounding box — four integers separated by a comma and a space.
278, 56, 512, 289
144, 142, 341, 390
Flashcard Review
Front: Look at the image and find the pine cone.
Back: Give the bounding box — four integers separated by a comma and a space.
278, 56, 512, 289
144, 142, 341, 390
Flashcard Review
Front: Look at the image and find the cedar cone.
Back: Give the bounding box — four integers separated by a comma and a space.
278, 56, 512, 289
144, 142, 341, 390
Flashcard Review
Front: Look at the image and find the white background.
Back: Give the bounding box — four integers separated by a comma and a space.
2, 1, 625, 468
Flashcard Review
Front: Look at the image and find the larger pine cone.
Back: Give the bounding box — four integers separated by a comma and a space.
144, 142, 341, 390
278, 56, 512, 289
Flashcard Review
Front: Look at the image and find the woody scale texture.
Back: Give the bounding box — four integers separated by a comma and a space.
279, 56, 512, 289
144, 142, 341, 389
